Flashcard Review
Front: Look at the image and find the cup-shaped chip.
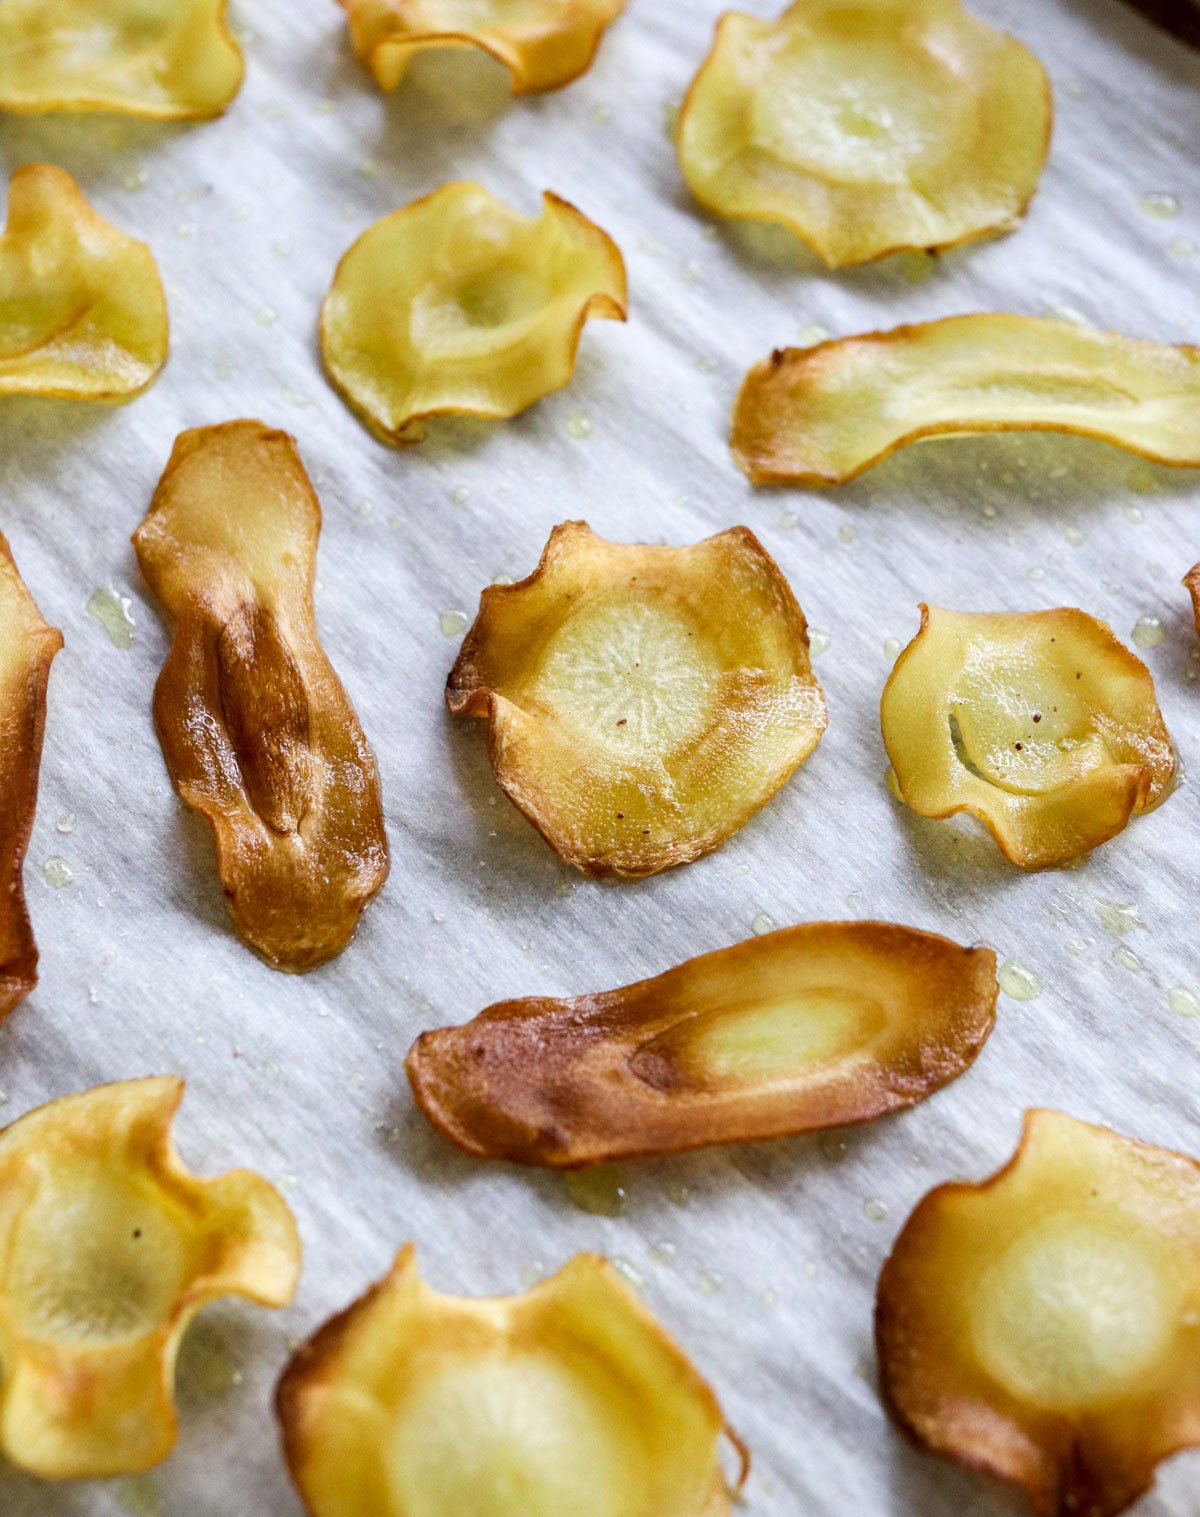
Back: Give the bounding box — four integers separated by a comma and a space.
877, 1110, 1200, 1517
882, 604, 1174, 870
133, 421, 389, 972
0, 165, 168, 403
677, 0, 1051, 269
320, 183, 626, 445
0, 0, 242, 118
278, 1245, 745, 1517
341, 0, 627, 94
408, 920, 997, 1166
0, 532, 61, 1021
732, 316, 1200, 486
0, 1077, 299, 1480
447, 521, 827, 878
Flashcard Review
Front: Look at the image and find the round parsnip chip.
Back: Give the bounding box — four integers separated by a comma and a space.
408, 921, 997, 1166
677, 0, 1051, 268
882, 605, 1174, 870
341, 0, 627, 94
0, 1077, 300, 1480
447, 521, 828, 878
732, 316, 1200, 486
278, 1246, 746, 1517
877, 1111, 1200, 1517
0, 0, 242, 118
0, 165, 168, 403
320, 183, 626, 445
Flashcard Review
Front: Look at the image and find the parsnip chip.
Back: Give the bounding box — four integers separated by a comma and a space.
882, 604, 1174, 870
732, 316, 1200, 486
320, 183, 626, 445
342, 0, 627, 94
133, 421, 389, 972
1185, 562, 1200, 636
408, 921, 997, 1166
0, 0, 243, 119
877, 1110, 1200, 1517
447, 521, 827, 878
0, 165, 168, 403
0, 1077, 299, 1480
278, 1245, 746, 1517
0, 532, 61, 1022
677, 0, 1051, 269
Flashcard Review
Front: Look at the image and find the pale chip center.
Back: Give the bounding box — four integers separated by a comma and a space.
670, 987, 886, 1085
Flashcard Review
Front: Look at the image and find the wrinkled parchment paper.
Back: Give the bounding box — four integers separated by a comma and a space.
0, 1, 1198, 1511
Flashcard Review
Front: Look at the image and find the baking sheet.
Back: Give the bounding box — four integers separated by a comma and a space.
0, 0, 1198, 1511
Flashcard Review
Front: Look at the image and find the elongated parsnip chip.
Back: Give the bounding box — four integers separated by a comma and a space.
0, 0, 243, 119
0, 165, 168, 403
320, 183, 626, 445
342, 0, 626, 94
0, 533, 61, 1022
733, 316, 1200, 486
877, 1110, 1200, 1517
677, 0, 1050, 269
0, 1077, 299, 1480
278, 1246, 746, 1517
408, 921, 997, 1166
133, 421, 389, 972
448, 521, 827, 878
882, 605, 1174, 870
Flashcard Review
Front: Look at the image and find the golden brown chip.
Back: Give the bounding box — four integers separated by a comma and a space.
881, 604, 1174, 870
732, 315, 1200, 486
278, 1245, 746, 1517
677, 0, 1051, 269
341, 0, 626, 94
133, 421, 389, 972
447, 521, 827, 878
877, 1110, 1200, 1517
0, 0, 243, 118
320, 183, 626, 445
407, 920, 997, 1166
1185, 562, 1200, 636
0, 165, 168, 403
0, 532, 61, 1022
0, 1076, 299, 1480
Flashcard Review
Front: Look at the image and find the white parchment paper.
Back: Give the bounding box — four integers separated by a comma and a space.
0, 1, 1198, 1512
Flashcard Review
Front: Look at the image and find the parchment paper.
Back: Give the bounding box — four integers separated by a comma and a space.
0, 1, 1198, 1512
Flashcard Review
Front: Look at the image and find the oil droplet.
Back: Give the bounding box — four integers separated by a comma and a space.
1095, 899, 1144, 937
42, 856, 75, 888
87, 586, 135, 649
255, 305, 277, 325
648, 1240, 676, 1266
315, 97, 336, 114
662, 97, 681, 139
281, 389, 312, 407
517, 1260, 545, 1288
697, 1269, 722, 1296
564, 410, 591, 439
1132, 615, 1165, 649
797, 323, 829, 347
1112, 946, 1142, 972
1050, 304, 1089, 327
451, 484, 470, 505
122, 166, 149, 192
751, 912, 776, 936
845, 889, 864, 911
116, 1476, 165, 1517
566, 1164, 628, 1217
838, 523, 856, 547
1168, 986, 1200, 1018
185, 1335, 243, 1395
778, 511, 798, 531
803, 1259, 817, 1279
1124, 504, 1145, 525
272, 239, 294, 259
56, 813, 76, 833
1064, 525, 1084, 546
696, 354, 716, 373
863, 1198, 888, 1222
1169, 235, 1196, 261
809, 629, 832, 657
1140, 191, 1180, 219
491, 573, 514, 586
998, 959, 1042, 1001
588, 101, 612, 125
356, 158, 379, 178
612, 1256, 644, 1292
883, 636, 902, 660
174, 222, 196, 239
761, 1286, 778, 1308
438, 609, 468, 638
354, 499, 373, 519
1027, 566, 1046, 582
666, 1179, 691, 1207
389, 514, 406, 532
1126, 464, 1161, 496
1065, 939, 1087, 958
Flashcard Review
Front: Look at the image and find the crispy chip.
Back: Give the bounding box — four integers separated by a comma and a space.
278, 1245, 746, 1517
732, 316, 1200, 486
447, 521, 827, 878
0, 532, 61, 1022
0, 1077, 299, 1479
877, 1110, 1200, 1517
1185, 562, 1200, 636
407, 920, 997, 1166
0, 165, 168, 403
677, 0, 1051, 268
341, 0, 627, 94
133, 421, 389, 971
0, 0, 243, 118
320, 183, 626, 445
881, 604, 1174, 870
